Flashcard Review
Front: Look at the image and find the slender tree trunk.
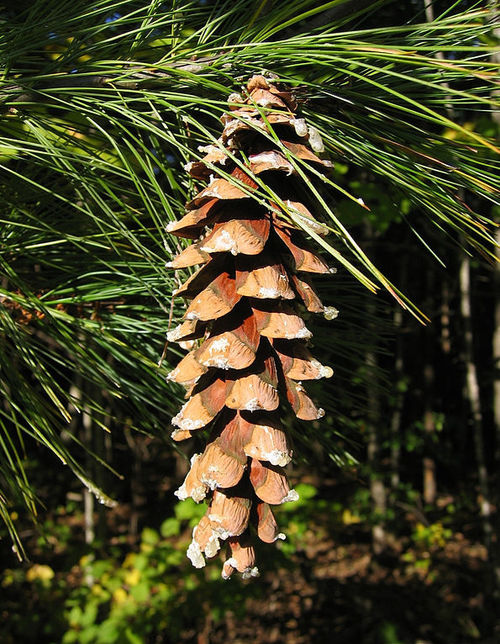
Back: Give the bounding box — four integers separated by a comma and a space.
422, 377, 437, 503
82, 404, 95, 546
459, 256, 493, 551
366, 297, 387, 554
460, 252, 500, 596
93, 409, 109, 542
493, 228, 500, 596
390, 304, 403, 491
488, 1, 500, 595
69, 376, 95, 586
390, 256, 407, 494
495, 229, 500, 471
367, 355, 387, 554
441, 278, 451, 356
423, 267, 437, 505
69, 378, 95, 547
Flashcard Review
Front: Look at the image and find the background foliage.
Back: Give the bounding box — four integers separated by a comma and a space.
0, 0, 498, 641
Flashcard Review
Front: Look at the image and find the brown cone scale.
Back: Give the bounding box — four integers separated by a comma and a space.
167, 75, 337, 578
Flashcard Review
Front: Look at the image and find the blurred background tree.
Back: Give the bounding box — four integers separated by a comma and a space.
0, 0, 498, 642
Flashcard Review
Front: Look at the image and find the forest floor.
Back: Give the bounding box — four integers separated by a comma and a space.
202, 531, 494, 644
2, 471, 498, 644
193, 521, 496, 644
170, 473, 498, 644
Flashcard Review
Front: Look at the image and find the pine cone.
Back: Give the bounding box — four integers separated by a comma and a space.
167, 74, 337, 578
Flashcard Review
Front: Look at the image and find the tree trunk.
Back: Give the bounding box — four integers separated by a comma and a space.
459, 256, 493, 551
82, 404, 95, 547
366, 296, 387, 554
390, 296, 404, 492
488, 1, 500, 595
493, 228, 500, 596
495, 229, 500, 476
423, 267, 437, 506
366, 356, 387, 554
440, 277, 451, 356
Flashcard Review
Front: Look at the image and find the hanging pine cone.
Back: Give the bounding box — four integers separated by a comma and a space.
167, 74, 338, 579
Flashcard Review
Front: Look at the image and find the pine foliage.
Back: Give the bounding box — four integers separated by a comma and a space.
0, 0, 498, 553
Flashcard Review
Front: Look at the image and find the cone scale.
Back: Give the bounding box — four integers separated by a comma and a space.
167, 75, 337, 578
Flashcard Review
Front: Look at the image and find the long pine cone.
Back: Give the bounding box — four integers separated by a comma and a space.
167, 75, 337, 579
